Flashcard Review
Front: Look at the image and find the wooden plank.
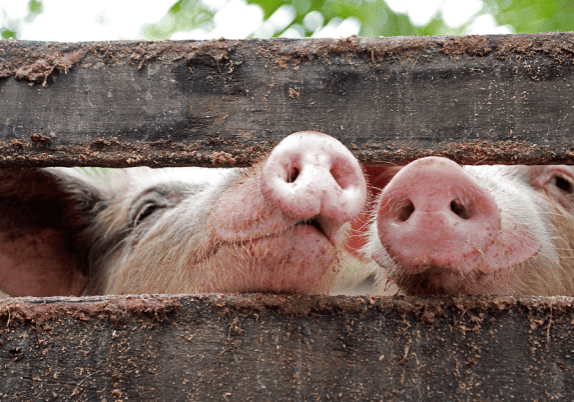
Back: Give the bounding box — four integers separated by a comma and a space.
1, 33, 574, 167
0, 294, 572, 400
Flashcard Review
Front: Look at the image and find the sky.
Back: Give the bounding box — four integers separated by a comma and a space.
0, 0, 512, 42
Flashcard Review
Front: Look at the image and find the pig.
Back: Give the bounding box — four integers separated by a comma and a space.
365, 157, 574, 296
0, 131, 367, 297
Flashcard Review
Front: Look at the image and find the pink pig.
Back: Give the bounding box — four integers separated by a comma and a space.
0, 131, 366, 297
365, 157, 574, 296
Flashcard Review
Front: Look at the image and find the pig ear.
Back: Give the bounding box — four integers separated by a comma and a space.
0, 168, 106, 297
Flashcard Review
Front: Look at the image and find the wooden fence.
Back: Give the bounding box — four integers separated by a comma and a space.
1, 33, 574, 400
1, 294, 572, 400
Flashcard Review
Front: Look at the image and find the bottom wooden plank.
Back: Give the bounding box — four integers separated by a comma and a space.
0, 294, 571, 401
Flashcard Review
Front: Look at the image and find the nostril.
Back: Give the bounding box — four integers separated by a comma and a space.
330, 167, 340, 186
286, 166, 300, 183
450, 199, 472, 220
397, 199, 415, 222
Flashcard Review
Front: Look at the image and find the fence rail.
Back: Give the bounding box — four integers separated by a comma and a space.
1, 33, 574, 167
0, 294, 570, 400
0, 34, 571, 400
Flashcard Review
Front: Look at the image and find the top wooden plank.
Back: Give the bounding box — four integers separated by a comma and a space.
1, 33, 574, 167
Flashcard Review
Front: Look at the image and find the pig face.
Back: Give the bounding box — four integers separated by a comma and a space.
0, 131, 366, 297
366, 157, 574, 296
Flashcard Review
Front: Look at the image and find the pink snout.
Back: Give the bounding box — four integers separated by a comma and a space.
260, 131, 366, 227
210, 131, 367, 294
377, 157, 502, 274
213, 131, 366, 244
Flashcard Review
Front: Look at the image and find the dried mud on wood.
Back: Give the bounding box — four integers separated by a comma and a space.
0, 134, 274, 167
0, 135, 563, 168
3, 34, 574, 78
2, 34, 574, 166
0, 294, 573, 400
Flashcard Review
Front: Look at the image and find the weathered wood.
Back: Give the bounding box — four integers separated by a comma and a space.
0, 294, 572, 400
1, 34, 574, 167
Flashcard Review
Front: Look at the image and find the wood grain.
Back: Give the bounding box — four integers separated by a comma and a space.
0, 294, 570, 400
1, 34, 574, 166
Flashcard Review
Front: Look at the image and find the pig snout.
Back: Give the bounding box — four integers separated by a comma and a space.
209, 131, 367, 294
373, 157, 541, 281
260, 131, 366, 229
377, 157, 501, 273
213, 131, 366, 243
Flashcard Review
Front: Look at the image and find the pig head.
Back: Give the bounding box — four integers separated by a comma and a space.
366, 157, 574, 296
0, 131, 367, 297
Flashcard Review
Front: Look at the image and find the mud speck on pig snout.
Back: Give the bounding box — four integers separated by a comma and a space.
365, 157, 574, 296
0, 131, 367, 297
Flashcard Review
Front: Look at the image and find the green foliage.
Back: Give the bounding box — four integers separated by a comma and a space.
250, 0, 410, 37
143, 0, 574, 39
141, 0, 468, 39
27, 0, 43, 21
143, 0, 215, 40
2, 0, 574, 43
1, 0, 43, 40
1, 29, 16, 40
483, 0, 574, 33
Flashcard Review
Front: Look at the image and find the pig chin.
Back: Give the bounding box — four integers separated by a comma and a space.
202, 224, 340, 295
391, 265, 528, 296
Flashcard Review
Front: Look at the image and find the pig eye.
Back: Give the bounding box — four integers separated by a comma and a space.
133, 203, 162, 227
550, 175, 574, 194
130, 185, 186, 227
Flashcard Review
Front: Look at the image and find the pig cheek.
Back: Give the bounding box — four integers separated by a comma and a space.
524, 200, 574, 296
204, 227, 338, 295
210, 173, 295, 242
464, 268, 528, 295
